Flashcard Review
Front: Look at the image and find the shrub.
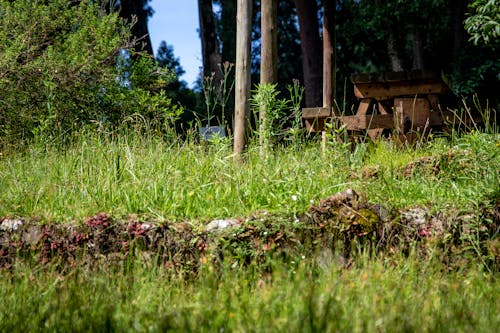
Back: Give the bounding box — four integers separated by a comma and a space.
0, 0, 179, 147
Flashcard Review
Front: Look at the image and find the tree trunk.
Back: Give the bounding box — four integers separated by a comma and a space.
412, 23, 425, 70
220, 0, 237, 63
260, 0, 278, 154
198, 0, 223, 83
260, 0, 278, 84
387, 31, 403, 72
219, 0, 237, 131
234, 0, 252, 159
119, 0, 153, 55
374, 0, 403, 72
322, 0, 336, 110
453, 0, 467, 57
292, 0, 323, 107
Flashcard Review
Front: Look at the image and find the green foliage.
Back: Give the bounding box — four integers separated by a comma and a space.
1, 257, 499, 332
250, 83, 289, 151
0, 0, 179, 147
334, 0, 500, 105
198, 61, 235, 130
465, 0, 500, 47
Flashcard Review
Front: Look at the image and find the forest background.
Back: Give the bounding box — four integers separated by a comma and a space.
0, 0, 498, 146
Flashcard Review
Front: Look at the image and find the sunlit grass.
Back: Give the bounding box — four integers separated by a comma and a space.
0, 130, 498, 223
1, 255, 498, 332
1, 128, 498, 332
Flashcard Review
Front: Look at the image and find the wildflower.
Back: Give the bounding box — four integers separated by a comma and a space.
291, 195, 298, 201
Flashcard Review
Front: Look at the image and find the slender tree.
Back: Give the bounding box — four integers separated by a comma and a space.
198, 0, 223, 83
234, 0, 253, 159
323, 0, 336, 109
259, 0, 278, 153
292, 0, 323, 107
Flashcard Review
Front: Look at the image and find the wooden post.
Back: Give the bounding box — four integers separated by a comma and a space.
233, 0, 253, 160
260, 0, 278, 84
322, 0, 336, 110
322, 0, 336, 154
259, 0, 278, 154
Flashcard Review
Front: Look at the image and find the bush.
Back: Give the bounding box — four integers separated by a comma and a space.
0, 0, 180, 147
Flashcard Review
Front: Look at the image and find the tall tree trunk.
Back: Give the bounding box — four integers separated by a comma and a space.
198, 0, 223, 83
453, 0, 467, 57
412, 23, 425, 70
260, 0, 278, 84
219, 0, 237, 131
221, 0, 237, 63
322, 0, 336, 110
234, 0, 252, 159
387, 31, 403, 72
260, 0, 278, 154
374, 0, 403, 72
119, 0, 153, 55
292, 0, 323, 107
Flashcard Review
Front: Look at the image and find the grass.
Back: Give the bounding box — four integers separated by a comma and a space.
0, 255, 498, 332
1, 129, 498, 223
0, 126, 499, 332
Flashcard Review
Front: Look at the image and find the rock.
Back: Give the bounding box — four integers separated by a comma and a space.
0, 219, 23, 232
205, 219, 240, 232
400, 207, 428, 227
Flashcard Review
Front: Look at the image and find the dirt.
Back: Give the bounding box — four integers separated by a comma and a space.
1, 189, 498, 273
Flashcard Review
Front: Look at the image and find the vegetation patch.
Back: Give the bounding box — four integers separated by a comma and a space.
2, 189, 497, 273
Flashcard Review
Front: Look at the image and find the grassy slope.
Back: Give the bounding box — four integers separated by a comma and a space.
1, 131, 498, 223
1, 130, 499, 332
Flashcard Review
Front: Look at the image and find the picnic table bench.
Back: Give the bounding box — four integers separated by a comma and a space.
302, 70, 461, 139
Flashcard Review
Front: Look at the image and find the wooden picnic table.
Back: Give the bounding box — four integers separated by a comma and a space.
302, 70, 459, 139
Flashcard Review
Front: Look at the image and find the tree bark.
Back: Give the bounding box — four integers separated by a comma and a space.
220, 0, 237, 63
260, 0, 278, 84
322, 0, 336, 110
259, 0, 278, 154
292, 0, 323, 107
198, 0, 223, 83
387, 31, 403, 72
412, 24, 425, 70
234, 0, 252, 159
453, 0, 467, 57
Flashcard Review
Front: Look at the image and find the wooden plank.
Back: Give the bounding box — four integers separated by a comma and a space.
355, 98, 372, 116
394, 98, 430, 130
367, 101, 391, 139
302, 107, 332, 119
354, 81, 449, 99
351, 70, 439, 84
340, 114, 394, 131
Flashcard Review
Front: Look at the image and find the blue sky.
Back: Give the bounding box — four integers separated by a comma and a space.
148, 0, 201, 87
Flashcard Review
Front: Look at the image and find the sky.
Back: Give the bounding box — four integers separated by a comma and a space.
148, 0, 201, 88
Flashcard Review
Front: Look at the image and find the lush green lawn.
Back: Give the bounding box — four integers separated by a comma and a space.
1, 256, 498, 332
1, 130, 498, 223
0, 129, 498, 332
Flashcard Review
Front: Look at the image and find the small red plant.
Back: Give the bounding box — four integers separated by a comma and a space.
85, 212, 111, 229
127, 222, 147, 238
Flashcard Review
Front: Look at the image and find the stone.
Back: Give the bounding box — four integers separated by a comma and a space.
0, 219, 23, 232
205, 219, 240, 232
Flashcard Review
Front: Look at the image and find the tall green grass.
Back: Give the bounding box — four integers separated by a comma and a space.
1, 256, 498, 332
1, 122, 498, 332
0, 129, 498, 222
